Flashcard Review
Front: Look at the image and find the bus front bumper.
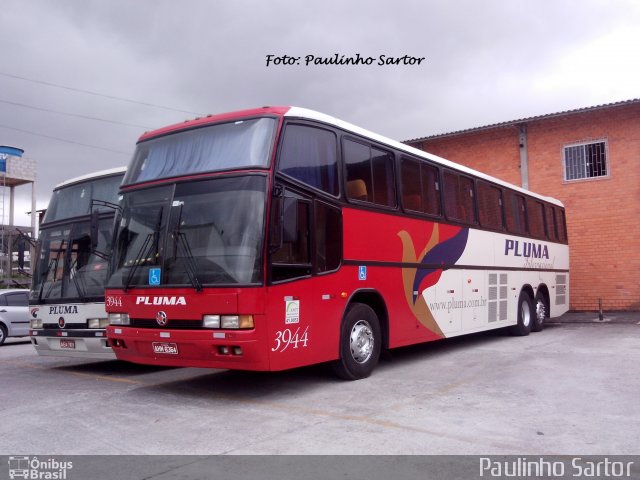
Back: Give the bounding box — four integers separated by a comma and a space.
30, 329, 116, 359
106, 326, 268, 370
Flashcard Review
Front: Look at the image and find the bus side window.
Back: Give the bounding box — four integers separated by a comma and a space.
545, 205, 558, 241
505, 191, 527, 235
270, 191, 312, 282
443, 171, 476, 223
344, 139, 372, 203
527, 199, 546, 239
344, 138, 396, 207
477, 181, 504, 230
278, 124, 339, 195
557, 208, 568, 242
315, 201, 342, 273
401, 158, 441, 216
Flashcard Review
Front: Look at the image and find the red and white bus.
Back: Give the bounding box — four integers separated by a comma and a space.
105, 106, 569, 379
30, 167, 125, 359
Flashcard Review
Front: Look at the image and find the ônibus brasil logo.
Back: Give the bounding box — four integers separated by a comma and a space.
8, 456, 73, 479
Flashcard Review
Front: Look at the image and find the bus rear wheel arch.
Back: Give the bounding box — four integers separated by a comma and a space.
332, 302, 382, 380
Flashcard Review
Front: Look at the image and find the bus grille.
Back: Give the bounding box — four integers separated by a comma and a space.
130, 319, 203, 329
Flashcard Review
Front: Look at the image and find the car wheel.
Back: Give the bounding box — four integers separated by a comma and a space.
0, 324, 7, 346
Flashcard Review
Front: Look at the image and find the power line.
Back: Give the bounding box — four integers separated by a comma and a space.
0, 123, 131, 156
0, 98, 152, 129
0, 71, 204, 116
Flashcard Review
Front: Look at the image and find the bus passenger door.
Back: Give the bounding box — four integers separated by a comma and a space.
267, 187, 317, 368
267, 187, 343, 368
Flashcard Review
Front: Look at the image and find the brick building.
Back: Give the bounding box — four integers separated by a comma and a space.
406, 99, 640, 311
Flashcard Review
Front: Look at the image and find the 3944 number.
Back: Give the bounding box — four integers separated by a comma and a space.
106, 296, 123, 307
272, 326, 309, 353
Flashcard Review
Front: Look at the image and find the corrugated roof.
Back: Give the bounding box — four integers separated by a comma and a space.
405, 98, 640, 144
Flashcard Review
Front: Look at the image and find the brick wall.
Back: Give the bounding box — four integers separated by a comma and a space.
410, 102, 640, 311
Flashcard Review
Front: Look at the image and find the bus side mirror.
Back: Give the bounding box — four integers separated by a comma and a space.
89, 210, 100, 251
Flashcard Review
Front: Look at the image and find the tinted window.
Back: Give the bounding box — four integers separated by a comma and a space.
477, 182, 503, 229
545, 205, 558, 241
344, 139, 396, 207
270, 190, 312, 282
371, 148, 396, 206
443, 171, 476, 223
344, 140, 372, 202
315, 201, 342, 273
557, 208, 567, 243
401, 158, 441, 216
505, 191, 527, 235
125, 118, 276, 184
5, 292, 28, 306
527, 199, 546, 239
278, 124, 338, 195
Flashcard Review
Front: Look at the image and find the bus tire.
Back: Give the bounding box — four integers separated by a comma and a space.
332, 303, 381, 380
532, 291, 548, 332
509, 291, 533, 336
0, 324, 7, 346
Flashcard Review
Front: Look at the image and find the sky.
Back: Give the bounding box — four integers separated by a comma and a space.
1, 0, 639, 226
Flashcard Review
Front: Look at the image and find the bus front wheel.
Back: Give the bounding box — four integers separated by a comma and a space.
509, 291, 533, 336
332, 303, 381, 380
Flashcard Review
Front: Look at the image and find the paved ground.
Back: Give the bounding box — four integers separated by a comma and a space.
1, 314, 639, 456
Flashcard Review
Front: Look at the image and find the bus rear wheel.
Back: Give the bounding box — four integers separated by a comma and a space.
509, 291, 533, 336
332, 303, 381, 380
532, 292, 548, 332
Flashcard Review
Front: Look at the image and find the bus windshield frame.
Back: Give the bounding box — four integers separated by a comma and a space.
108, 175, 268, 289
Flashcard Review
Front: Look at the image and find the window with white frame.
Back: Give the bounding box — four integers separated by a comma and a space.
563, 140, 608, 181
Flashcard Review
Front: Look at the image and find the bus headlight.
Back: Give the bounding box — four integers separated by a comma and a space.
88, 318, 110, 329
221, 315, 254, 329
30, 319, 43, 329
108, 313, 130, 325
202, 315, 220, 328
203, 314, 254, 329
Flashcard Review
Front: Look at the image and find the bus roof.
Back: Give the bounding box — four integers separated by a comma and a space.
54, 166, 127, 190
138, 106, 564, 208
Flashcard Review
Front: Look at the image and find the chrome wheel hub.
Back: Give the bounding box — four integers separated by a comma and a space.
350, 320, 374, 364
536, 300, 546, 323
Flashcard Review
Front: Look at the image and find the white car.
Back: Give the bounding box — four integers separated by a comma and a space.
0, 289, 30, 346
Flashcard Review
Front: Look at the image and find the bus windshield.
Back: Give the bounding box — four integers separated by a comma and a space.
43, 174, 123, 223
123, 117, 277, 185
31, 218, 114, 302
108, 175, 266, 288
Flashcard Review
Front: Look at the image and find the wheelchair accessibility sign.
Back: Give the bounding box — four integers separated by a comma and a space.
358, 265, 367, 281
149, 268, 161, 286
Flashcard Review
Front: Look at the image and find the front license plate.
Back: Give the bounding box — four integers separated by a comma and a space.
152, 342, 179, 355
60, 339, 76, 349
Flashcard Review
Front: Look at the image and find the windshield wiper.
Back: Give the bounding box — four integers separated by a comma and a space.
39, 240, 66, 302
171, 204, 202, 292
123, 207, 163, 292
69, 258, 87, 302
